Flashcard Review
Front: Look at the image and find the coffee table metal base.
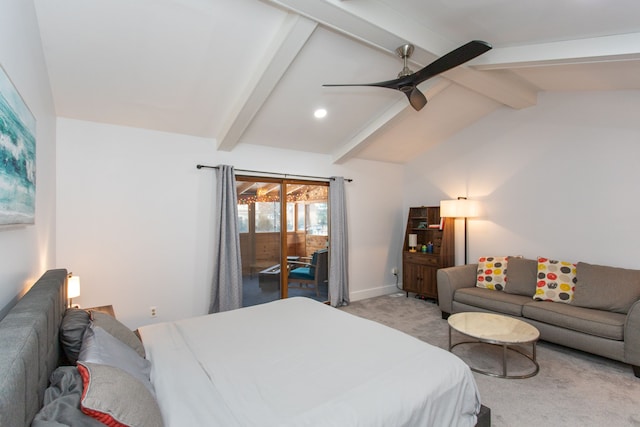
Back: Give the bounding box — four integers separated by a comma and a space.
449, 333, 539, 379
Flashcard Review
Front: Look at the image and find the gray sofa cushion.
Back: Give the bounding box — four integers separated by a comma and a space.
455, 287, 531, 316
522, 301, 625, 340
573, 262, 640, 314
504, 257, 537, 297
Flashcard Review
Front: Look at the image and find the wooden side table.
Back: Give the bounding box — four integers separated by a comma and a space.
85, 305, 115, 318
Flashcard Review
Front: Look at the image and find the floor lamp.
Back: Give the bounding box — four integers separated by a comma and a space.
440, 197, 478, 265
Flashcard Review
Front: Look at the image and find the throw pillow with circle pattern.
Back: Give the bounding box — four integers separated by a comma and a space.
476, 256, 509, 291
534, 257, 577, 303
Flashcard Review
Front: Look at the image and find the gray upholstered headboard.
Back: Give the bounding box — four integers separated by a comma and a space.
0, 269, 67, 427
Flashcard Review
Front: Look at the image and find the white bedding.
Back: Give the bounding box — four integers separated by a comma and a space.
139, 297, 480, 427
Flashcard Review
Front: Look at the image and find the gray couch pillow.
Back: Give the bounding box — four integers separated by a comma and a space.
573, 262, 640, 314
504, 257, 538, 297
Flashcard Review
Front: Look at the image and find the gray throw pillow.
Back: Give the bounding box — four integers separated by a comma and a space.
60, 308, 91, 364
78, 325, 154, 396
504, 257, 537, 297
77, 362, 164, 427
91, 310, 145, 358
573, 262, 640, 314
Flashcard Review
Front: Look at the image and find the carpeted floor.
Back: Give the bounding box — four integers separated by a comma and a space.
340, 293, 640, 427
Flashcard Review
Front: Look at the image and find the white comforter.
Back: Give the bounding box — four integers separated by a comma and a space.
139, 297, 480, 427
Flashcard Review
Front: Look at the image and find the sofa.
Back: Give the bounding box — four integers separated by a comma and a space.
437, 257, 640, 377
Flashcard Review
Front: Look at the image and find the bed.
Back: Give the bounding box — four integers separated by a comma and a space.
0, 269, 67, 427
0, 269, 488, 427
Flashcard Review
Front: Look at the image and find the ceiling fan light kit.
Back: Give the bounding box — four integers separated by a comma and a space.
324, 40, 492, 111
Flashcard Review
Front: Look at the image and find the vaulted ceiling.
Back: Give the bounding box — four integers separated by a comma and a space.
34, 0, 640, 164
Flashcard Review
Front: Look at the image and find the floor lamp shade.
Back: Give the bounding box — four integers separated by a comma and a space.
440, 198, 479, 265
440, 198, 479, 219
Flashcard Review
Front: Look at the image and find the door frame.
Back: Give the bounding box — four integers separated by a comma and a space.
236, 176, 329, 301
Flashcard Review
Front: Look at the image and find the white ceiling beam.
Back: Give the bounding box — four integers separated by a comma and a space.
265, 0, 537, 109
332, 80, 451, 164
216, 13, 317, 151
472, 33, 640, 70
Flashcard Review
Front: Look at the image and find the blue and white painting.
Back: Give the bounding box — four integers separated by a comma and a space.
0, 65, 36, 225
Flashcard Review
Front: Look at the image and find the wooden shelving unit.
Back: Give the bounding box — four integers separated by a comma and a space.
402, 206, 455, 301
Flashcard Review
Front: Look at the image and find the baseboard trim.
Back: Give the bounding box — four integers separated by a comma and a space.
349, 284, 400, 302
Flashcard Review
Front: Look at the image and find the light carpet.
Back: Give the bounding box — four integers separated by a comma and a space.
340, 293, 640, 427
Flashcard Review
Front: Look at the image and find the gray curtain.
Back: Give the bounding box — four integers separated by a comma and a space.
329, 177, 349, 307
209, 165, 242, 313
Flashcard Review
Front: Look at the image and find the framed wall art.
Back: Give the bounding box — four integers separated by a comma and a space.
0, 64, 36, 226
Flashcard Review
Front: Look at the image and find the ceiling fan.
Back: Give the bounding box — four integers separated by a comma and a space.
323, 40, 492, 111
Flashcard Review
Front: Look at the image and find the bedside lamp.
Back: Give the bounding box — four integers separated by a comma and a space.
440, 197, 479, 264
67, 274, 81, 308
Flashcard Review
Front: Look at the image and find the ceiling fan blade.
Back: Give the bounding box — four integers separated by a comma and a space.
323, 78, 406, 90
406, 88, 427, 111
411, 40, 491, 85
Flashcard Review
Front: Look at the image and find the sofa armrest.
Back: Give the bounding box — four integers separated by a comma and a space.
624, 299, 640, 366
437, 264, 478, 315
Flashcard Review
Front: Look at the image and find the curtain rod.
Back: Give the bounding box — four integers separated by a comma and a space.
196, 164, 353, 182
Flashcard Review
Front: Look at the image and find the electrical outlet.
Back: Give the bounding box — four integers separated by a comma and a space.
150, 306, 157, 318
391, 267, 398, 275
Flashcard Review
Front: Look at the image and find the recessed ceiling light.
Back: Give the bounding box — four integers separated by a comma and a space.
314, 108, 327, 119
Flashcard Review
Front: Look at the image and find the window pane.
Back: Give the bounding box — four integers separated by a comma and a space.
237, 204, 249, 233
256, 202, 280, 232
296, 203, 305, 231
306, 202, 328, 235
286, 203, 294, 231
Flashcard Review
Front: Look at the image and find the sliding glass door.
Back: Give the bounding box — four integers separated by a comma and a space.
237, 178, 329, 307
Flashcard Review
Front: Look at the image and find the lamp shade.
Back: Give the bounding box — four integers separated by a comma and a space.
408, 234, 418, 247
67, 276, 81, 299
440, 198, 479, 218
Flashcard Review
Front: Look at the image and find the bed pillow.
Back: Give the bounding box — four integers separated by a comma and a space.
60, 308, 91, 364
90, 311, 145, 358
476, 256, 508, 291
572, 262, 640, 314
534, 257, 576, 303
78, 324, 154, 396
77, 362, 164, 427
504, 257, 538, 297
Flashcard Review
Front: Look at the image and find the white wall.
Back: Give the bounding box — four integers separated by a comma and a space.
405, 90, 640, 269
0, 0, 57, 315
56, 118, 405, 328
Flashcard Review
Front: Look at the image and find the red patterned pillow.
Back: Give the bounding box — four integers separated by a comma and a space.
476, 256, 509, 291
534, 257, 576, 303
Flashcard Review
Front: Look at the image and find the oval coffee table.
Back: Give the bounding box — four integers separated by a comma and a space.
448, 312, 540, 379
